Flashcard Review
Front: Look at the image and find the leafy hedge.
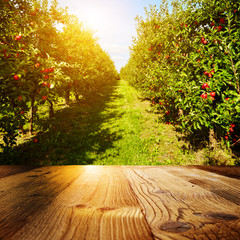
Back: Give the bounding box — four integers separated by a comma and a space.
0, 0, 118, 158
120, 0, 240, 162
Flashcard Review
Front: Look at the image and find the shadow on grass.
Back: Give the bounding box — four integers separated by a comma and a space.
175, 127, 209, 151
5, 80, 124, 166
170, 122, 240, 165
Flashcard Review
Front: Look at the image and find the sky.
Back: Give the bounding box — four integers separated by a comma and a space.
58, 0, 162, 71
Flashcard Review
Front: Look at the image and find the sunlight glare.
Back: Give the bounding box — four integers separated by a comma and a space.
85, 165, 103, 175
77, 6, 109, 34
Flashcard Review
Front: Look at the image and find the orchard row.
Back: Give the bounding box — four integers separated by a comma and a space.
0, 0, 118, 152
120, 0, 240, 150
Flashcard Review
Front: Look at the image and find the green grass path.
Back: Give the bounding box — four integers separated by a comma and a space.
92, 79, 202, 165
93, 79, 153, 165
13, 79, 205, 166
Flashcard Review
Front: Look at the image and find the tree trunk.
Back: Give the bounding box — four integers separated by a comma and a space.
65, 89, 70, 105
48, 99, 54, 118
209, 128, 217, 150
29, 96, 35, 135
75, 91, 80, 102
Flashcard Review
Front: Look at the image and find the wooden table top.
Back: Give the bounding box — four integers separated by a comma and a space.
0, 165, 240, 240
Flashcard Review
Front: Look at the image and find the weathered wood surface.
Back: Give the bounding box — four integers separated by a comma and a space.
0, 166, 239, 240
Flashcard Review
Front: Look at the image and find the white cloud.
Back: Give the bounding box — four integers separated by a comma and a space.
112, 56, 125, 61
101, 43, 129, 54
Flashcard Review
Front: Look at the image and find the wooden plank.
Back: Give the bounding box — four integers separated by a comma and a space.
0, 166, 36, 179
164, 166, 240, 205
0, 166, 153, 240
191, 166, 240, 180
125, 167, 240, 240
0, 166, 84, 240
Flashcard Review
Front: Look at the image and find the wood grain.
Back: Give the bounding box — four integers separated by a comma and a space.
0, 166, 153, 240
125, 166, 240, 240
0, 165, 35, 179
0, 166, 84, 239
164, 166, 240, 205
0, 166, 240, 240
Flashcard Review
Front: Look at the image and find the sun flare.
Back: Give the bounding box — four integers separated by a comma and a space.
58, 0, 131, 70
76, 7, 109, 33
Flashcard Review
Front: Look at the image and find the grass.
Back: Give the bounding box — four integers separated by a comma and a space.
92, 80, 204, 165
1, 79, 237, 166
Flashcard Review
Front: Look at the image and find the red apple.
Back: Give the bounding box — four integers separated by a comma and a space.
42, 81, 48, 87
208, 73, 212, 78
15, 35, 22, 40
42, 96, 47, 100
210, 92, 216, 97
219, 18, 225, 24
14, 74, 20, 80
201, 93, 208, 99
18, 96, 22, 101
202, 83, 209, 89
